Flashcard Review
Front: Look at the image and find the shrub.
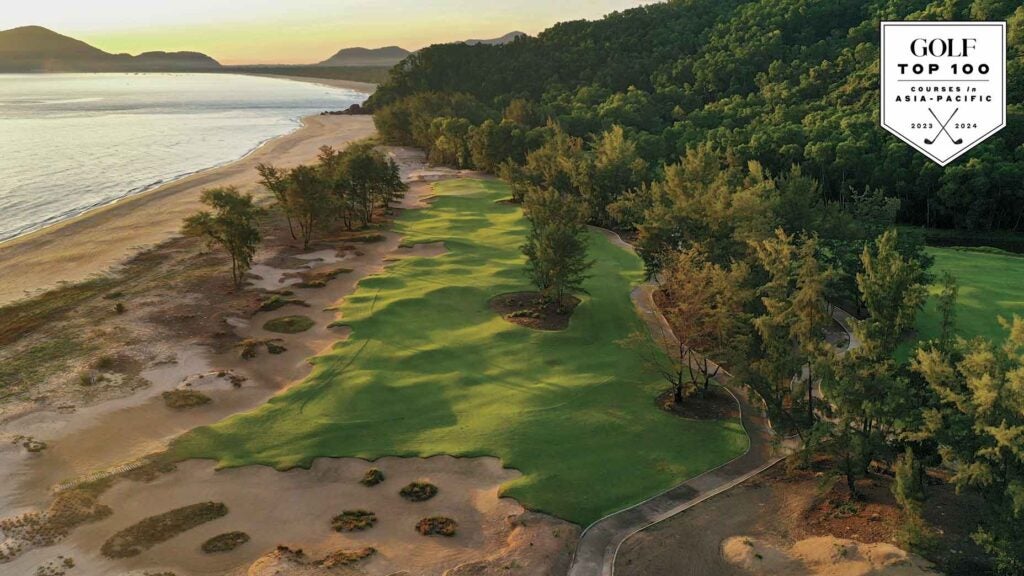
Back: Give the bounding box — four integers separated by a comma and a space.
415, 516, 457, 536
101, 502, 228, 558
201, 531, 250, 553
331, 510, 377, 532
399, 482, 438, 502
162, 389, 212, 410
93, 355, 117, 371
263, 315, 315, 334
236, 339, 261, 359
360, 468, 385, 486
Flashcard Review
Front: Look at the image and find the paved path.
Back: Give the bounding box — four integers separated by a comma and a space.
567, 281, 787, 576
568, 228, 855, 576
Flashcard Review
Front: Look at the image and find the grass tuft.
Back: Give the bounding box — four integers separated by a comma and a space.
201, 531, 250, 553
415, 516, 457, 536
162, 389, 212, 410
360, 468, 385, 486
101, 502, 227, 558
263, 315, 315, 334
331, 510, 377, 532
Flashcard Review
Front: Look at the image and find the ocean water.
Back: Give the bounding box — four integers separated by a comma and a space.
0, 73, 367, 242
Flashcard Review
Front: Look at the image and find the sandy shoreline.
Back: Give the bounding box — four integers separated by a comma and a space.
238, 73, 378, 93
0, 114, 376, 306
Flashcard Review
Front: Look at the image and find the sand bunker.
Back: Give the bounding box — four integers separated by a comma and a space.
722, 535, 935, 576
9, 456, 528, 576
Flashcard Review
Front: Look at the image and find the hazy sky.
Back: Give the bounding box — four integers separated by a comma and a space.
2, 1, 655, 65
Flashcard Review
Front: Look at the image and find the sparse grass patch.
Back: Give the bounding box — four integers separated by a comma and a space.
0, 481, 113, 555
201, 531, 250, 553
0, 277, 117, 347
258, 295, 308, 312
319, 547, 376, 568
415, 516, 457, 536
360, 468, 385, 486
162, 389, 211, 410
0, 337, 90, 400
295, 267, 353, 289
101, 501, 228, 558
400, 482, 438, 502
263, 315, 315, 334
23, 439, 48, 453
235, 338, 286, 359
331, 510, 377, 532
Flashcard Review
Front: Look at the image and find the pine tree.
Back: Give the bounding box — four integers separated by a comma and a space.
183, 187, 263, 286
521, 188, 593, 308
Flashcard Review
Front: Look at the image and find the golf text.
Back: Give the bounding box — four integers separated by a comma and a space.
880, 22, 1005, 166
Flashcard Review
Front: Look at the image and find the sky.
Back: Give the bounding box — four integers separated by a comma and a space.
2, 1, 656, 65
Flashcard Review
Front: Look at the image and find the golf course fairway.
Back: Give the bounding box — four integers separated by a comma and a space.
171, 178, 748, 524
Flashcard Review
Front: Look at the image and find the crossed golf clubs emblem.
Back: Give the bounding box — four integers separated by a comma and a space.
925, 108, 963, 146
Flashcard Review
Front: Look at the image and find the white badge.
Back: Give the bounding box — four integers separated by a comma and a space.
880, 21, 1006, 166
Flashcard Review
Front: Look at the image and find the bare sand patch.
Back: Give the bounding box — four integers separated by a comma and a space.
722, 535, 935, 576
23, 456, 529, 576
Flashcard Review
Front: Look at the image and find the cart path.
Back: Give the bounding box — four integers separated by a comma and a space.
567, 228, 855, 576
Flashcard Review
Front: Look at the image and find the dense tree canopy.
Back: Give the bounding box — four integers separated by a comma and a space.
369, 0, 1024, 232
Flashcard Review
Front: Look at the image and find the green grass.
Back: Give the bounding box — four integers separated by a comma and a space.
904, 246, 1024, 357
170, 179, 747, 524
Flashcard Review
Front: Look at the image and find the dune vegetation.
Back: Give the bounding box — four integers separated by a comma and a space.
171, 178, 747, 524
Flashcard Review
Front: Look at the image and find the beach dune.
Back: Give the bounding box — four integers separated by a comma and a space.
0, 114, 376, 306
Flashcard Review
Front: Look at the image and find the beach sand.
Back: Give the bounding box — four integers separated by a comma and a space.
0, 114, 376, 306
240, 74, 378, 93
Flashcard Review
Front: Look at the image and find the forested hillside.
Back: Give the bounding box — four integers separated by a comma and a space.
368, 0, 1024, 232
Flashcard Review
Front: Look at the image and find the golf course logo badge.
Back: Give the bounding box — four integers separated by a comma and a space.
881, 21, 1006, 166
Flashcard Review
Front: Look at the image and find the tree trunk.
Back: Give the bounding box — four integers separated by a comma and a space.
846, 466, 858, 499
807, 363, 814, 424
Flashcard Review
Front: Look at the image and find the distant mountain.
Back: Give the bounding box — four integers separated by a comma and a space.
314, 32, 526, 68
0, 26, 221, 72
316, 46, 411, 67
463, 31, 526, 46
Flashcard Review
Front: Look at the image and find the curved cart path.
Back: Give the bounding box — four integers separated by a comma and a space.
568, 228, 854, 576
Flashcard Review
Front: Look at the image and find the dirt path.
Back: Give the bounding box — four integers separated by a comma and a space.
568, 228, 855, 576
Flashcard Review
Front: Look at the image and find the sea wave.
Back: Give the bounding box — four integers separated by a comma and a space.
0, 73, 363, 243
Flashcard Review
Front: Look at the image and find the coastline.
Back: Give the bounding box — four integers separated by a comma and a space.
236, 72, 378, 93
0, 114, 377, 306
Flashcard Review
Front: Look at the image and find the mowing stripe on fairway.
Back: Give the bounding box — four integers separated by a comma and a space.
171, 178, 747, 524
